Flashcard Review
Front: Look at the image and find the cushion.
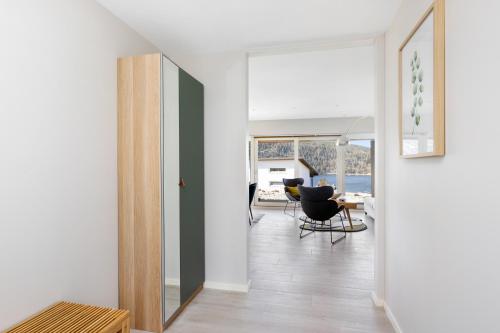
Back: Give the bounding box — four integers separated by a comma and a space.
287, 186, 300, 197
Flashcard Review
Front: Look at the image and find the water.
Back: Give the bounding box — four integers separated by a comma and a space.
311, 174, 372, 194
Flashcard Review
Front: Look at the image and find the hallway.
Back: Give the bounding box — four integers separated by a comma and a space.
168, 208, 393, 333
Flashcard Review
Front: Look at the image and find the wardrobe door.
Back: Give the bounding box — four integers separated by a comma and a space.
179, 69, 205, 304
162, 56, 181, 325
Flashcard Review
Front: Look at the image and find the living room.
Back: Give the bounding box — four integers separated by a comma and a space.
242, 38, 387, 331
247, 41, 377, 218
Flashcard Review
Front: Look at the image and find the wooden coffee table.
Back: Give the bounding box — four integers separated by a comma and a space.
331, 196, 363, 230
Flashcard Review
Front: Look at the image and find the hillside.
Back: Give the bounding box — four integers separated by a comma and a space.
258, 140, 371, 175
344, 143, 372, 175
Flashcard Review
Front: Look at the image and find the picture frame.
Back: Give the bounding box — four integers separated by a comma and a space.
399, 0, 445, 158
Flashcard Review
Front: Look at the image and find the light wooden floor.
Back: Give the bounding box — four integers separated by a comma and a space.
165, 208, 394, 333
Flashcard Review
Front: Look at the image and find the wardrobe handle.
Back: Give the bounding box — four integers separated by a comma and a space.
178, 177, 186, 188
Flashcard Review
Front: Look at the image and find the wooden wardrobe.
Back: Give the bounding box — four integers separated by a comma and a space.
117, 53, 205, 332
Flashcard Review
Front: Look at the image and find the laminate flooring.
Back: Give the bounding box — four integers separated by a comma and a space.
164, 208, 394, 333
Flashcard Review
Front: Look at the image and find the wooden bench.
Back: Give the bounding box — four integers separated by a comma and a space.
3, 301, 130, 333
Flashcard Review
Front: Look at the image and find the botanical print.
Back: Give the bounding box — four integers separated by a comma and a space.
410, 50, 424, 135
401, 12, 434, 156
399, 0, 445, 158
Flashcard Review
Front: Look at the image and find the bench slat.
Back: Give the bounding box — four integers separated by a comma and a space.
3, 302, 129, 333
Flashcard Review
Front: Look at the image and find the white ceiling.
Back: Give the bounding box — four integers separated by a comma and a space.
97, 0, 401, 54
249, 45, 375, 120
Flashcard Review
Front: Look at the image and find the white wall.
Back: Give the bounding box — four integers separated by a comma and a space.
373, 34, 386, 305
0, 1, 157, 329
249, 117, 374, 137
170, 52, 249, 290
384, 0, 500, 332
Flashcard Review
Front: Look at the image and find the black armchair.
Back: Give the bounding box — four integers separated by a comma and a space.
298, 185, 346, 245
283, 178, 304, 216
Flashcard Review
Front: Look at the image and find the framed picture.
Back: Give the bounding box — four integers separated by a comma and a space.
399, 0, 445, 158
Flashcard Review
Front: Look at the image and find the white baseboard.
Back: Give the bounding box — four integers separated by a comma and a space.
204, 280, 251, 293
383, 302, 403, 333
370, 291, 384, 307
370, 292, 402, 333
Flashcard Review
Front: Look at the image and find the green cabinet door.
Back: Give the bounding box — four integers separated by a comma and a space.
179, 69, 205, 304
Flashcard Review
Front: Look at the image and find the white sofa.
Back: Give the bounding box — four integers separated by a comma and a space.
363, 196, 375, 219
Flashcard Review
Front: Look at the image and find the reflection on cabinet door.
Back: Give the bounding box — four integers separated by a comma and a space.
162, 55, 181, 325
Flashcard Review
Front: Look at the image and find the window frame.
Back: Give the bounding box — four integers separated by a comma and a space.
250, 136, 374, 207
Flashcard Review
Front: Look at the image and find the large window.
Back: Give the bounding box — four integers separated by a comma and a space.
251, 136, 374, 206
344, 140, 373, 197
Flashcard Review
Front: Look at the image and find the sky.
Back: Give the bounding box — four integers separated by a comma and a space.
350, 139, 371, 148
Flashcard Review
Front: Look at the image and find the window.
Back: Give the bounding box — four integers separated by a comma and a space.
256, 139, 294, 202
250, 136, 375, 206
344, 140, 373, 197
258, 140, 294, 160
298, 139, 337, 187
